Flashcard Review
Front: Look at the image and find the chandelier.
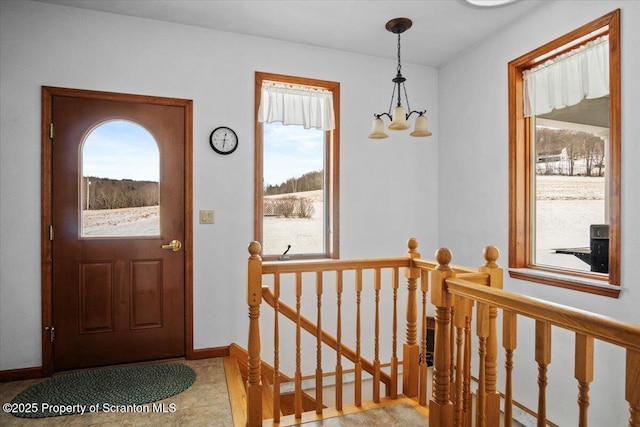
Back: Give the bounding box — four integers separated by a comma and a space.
368, 18, 432, 139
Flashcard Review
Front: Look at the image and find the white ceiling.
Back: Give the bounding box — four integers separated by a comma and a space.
35, 0, 549, 67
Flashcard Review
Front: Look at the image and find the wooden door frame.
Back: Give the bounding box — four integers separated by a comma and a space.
41, 86, 193, 376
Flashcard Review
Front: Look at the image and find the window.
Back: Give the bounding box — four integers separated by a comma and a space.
254, 72, 340, 259
508, 10, 620, 297
81, 120, 160, 237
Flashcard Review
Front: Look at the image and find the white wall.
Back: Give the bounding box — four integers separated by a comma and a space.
0, 1, 438, 371
4, 0, 638, 424
438, 1, 640, 425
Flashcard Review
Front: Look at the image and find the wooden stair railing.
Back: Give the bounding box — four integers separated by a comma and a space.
261, 286, 393, 393
247, 239, 438, 426
428, 246, 640, 427
246, 239, 640, 427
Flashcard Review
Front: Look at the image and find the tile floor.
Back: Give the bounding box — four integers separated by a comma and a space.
0, 358, 234, 426
1, 357, 532, 427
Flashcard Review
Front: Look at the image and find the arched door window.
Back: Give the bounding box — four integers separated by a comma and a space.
81, 120, 160, 237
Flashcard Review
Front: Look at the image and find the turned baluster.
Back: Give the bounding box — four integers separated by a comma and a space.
463, 302, 473, 427
626, 349, 640, 427
246, 241, 263, 427
355, 269, 363, 407
273, 273, 281, 423
450, 306, 456, 393
390, 267, 400, 399
315, 271, 323, 414
453, 295, 472, 427
575, 333, 594, 427
536, 320, 552, 427
373, 268, 382, 403
479, 246, 503, 426
476, 302, 490, 427
503, 310, 517, 427
294, 272, 303, 419
404, 237, 421, 398
419, 271, 429, 406
430, 247, 455, 427
335, 270, 344, 410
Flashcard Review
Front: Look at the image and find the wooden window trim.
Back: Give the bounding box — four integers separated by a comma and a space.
508, 10, 620, 297
254, 71, 340, 260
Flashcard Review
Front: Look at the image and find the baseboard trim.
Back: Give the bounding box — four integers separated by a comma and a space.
0, 366, 43, 383
189, 346, 230, 360
1, 346, 230, 382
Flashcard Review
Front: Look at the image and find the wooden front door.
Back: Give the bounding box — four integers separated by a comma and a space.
45, 88, 191, 371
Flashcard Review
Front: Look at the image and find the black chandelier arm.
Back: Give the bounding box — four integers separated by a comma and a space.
373, 112, 393, 121
405, 110, 427, 120
374, 110, 426, 121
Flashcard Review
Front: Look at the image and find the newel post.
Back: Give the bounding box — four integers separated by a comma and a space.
627, 349, 640, 427
478, 246, 503, 427
246, 241, 263, 427
403, 237, 421, 398
430, 248, 455, 427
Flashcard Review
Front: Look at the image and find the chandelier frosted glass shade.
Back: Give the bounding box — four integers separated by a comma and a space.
368, 117, 389, 139
410, 114, 432, 137
388, 106, 411, 130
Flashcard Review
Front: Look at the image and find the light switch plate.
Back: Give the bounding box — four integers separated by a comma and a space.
199, 210, 215, 224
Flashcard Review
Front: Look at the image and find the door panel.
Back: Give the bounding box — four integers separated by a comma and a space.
79, 261, 114, 333
130, 260, 163, 329
50, 93, 187, 370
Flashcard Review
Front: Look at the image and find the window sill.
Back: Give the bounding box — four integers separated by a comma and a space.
508, 268, 620, 298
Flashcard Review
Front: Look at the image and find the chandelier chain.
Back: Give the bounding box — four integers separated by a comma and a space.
395, 32, 411, 113
396, 33, 402, 75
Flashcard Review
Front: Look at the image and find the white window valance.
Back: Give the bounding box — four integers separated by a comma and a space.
258, 81, 335, 131
523, 35, 609, 117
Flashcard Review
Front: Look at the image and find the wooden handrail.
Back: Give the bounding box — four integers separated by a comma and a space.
262, 257, 409, 274
262, 286, 393, 392
446, 277, 640, 352
412, 258, 477, 275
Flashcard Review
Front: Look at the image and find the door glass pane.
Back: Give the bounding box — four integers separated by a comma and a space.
81, 120, 160, 237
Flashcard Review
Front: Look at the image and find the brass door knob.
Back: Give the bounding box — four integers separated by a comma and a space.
161, 239, 182, 251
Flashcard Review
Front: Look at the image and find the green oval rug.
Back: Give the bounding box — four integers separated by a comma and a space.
9, 362, 196, 418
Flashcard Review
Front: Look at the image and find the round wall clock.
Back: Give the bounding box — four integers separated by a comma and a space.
209, 126, 238, 155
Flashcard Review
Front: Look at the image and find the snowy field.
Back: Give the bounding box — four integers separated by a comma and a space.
535, 175, 605, 271
263, 190, 324, 255
81, 178, 605, 271
82, 205, 159, 236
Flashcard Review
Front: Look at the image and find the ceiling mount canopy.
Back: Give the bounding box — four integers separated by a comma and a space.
369, 17, 432, 139
385, 17, 412, 34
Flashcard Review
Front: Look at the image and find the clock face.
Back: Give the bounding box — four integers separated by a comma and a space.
209, 127, 238, 155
